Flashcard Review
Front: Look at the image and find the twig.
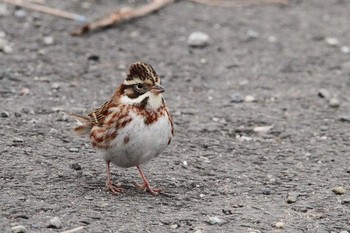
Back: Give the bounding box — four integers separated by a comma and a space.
71, 0, 174, 36
1, 0, 86, 22
189, 0, 288, 7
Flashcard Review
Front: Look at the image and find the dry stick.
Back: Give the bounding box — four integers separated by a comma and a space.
71, 0, 174, 36
1, 0, 86, 21
189, 0, 288, 7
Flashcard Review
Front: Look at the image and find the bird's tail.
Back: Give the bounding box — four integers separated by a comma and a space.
66, 113, 93, 137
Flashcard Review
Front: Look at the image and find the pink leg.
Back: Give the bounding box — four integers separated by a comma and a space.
134, 165, 161, 196
105, 161, 123, 195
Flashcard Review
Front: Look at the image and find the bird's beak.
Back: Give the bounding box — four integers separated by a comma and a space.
151, 83, 165, 94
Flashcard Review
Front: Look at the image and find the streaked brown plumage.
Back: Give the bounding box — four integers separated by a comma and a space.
70, 62, 174, 195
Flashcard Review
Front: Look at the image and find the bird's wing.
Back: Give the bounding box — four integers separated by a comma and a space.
88, 101, 110, 127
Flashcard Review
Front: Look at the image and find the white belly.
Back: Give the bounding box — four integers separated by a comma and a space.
102, 112, 172, 168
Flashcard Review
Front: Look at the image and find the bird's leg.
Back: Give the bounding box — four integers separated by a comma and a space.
105, 161, 123, 194
133, 165, 161, 195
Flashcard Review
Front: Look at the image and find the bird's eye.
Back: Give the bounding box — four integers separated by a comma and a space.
136, 83, 143, 89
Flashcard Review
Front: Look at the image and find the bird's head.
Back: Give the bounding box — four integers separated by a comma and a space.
119, 62, 165, 109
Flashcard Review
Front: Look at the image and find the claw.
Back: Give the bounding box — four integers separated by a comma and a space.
134, 165, 162, 196
106, 183, 123, 195
132, 181, 161, 195
105, 161, 123, 195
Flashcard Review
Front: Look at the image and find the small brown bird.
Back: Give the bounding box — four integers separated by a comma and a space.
70, 62, 174, 195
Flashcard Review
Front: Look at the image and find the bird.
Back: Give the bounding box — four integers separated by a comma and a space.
70, 62, 174, 195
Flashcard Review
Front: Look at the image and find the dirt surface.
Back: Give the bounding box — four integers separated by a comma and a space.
1, 0, 350, 232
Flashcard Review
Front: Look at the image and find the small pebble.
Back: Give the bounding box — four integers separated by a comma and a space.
275, 222, 285, 229
70, 163, 82, 170
69, 147, 79, 152
340, 231, 349, 233
193, 230, 203, 233
1, 111, 9, 117
286, 192, 298, 203
268, 36, 277, 43
325, 37, 339, 47
208, 216, 226, 225
88, 55, 99, 62
253, 125, 273, 134
222, 209, 233, 215
318, 89, 331, 100
200, 58, 207, 64
320, 125, 328, 131
341, 46, 350, 54
20, 88, 30, 95
47, 216, 62, 229
49, 128, 58, 134
332, 186, 345, 195
246, 29, 260, 40
170, 224, 179, 229
51, 82, 60, 90
187, 31, 210, 48
339, 115, 350, 122
230, 93, 243, 103
0, 38, 12, 54
245, 95, 255, 102
11, 225, 26, 233
328, 98, 340, 108
14, 9, 27, 18
56, 112, 68, 121
43, 36, 54, 45
249, 230, 261, 233
342, 199, 350, 205
237, 135, 253, 142
13, 137, 24, 143
0, 4, 8, 16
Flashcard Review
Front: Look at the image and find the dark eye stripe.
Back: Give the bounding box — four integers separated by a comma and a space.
122, 84, 148, 99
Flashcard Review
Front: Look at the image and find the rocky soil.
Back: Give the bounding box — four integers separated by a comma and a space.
1, 0, 350, 232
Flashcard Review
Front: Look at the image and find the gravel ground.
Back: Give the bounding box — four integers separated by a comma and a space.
1, 0, 350, 232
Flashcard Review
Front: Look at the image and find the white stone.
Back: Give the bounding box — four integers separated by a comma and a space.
341, 46, 350, 54
247, 29, 259, 39
187, 31, 209, 47
275, 222, 285, 229
11, 225, 26, 233
43, 36, 54, 45
208, 216, 226, 225
245, 95, 255, 102
48, 216, 62, 229
325, 37, 339, 47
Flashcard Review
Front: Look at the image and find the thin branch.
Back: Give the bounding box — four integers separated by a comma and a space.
1, 0, 86, 21
71, 0, 174, 36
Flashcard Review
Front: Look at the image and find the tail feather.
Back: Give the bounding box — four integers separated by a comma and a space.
65, 112, 93, 137
73, 124, 93, 136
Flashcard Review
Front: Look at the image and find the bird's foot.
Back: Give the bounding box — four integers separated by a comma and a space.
106, 182, 123, 195
132, 181, 161, 196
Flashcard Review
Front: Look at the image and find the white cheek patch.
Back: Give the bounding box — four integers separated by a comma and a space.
120, 92, 163, 110
120, 92, 151, 105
